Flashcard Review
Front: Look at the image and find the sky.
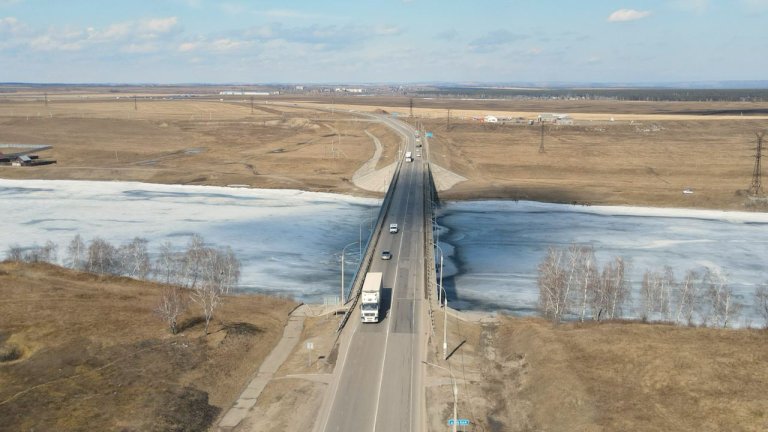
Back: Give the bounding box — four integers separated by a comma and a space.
1, 0, 767, 84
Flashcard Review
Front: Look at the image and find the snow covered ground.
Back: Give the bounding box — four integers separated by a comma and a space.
0, 179, 379, 303
436, 200, 768, 326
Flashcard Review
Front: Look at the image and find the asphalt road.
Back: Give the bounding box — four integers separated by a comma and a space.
318, 115, 427, 432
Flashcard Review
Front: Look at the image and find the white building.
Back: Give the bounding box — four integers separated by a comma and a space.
484, 115, 498, 123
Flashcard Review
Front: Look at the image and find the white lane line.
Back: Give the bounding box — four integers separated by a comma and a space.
372, 146, 416, 432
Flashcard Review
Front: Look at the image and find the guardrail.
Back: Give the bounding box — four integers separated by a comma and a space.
336, 118, 408, 332
424, 164, 438, 342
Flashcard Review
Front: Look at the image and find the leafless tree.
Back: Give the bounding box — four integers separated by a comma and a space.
537, 247, 568, 322
155, 285, 188, 334
86, 237, 118, 275
5, 245, 24, 262
675, 270, 700, 325
182, 234, 206, 289
182, 236, 242, 334
575, 245, 598, 322
155, 240, 182, 285
65, 234, 86, 270
594, 256, 630, 320
754, 285, 768, 329
118, 237, 150, 279
701, 268, 740, 328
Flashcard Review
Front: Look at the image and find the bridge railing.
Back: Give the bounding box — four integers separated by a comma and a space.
337, 135, 406, 332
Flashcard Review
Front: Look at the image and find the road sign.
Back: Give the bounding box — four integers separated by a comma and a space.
306, 342, 314, 350
448, 418, 470, 426
426, 132, 434, 138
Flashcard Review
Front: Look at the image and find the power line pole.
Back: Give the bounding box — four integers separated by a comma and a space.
44, 92, 48, 107
250, 96, 254, 114
750, 131, 765, 196
446, 109, 451, 130
409, 98, 413, 118
134, 95, 138, 111
539, 122, 545, 153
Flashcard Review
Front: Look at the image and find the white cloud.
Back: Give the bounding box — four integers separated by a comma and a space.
607, 9, 652, 22
178, 41, 197, 52
0, 0, 23, 6
140, 17, 178, 34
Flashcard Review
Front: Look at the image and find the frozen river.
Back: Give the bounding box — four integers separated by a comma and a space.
0, 180, 379, 303
2, 180, 767, 323
436, 200, 768, 324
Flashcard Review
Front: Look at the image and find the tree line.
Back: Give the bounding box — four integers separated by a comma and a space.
4, 234, 241, 334
538, 244, 768, 329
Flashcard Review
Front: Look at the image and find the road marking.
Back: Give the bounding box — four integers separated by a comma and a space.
372, 141, 416, 432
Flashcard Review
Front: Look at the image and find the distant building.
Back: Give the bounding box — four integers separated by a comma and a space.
538, 113, 573, 125
484, 115, 498, 123
295, 85, 304, 91
219, 91, 270, 96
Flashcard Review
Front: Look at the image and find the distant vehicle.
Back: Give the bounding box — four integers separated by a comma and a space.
405, 157, 413, 163
416, 143, 422, 148
389, 223, 398, 233
361, 272, 382, 323
381, 250, 392, 260
405, 151, 412, 159
416, 153, 421, 157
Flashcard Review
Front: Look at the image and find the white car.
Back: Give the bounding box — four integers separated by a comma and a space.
381, 250, 392, 260
389, 223, 398, 233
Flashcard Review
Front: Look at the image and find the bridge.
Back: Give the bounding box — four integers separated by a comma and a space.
312, 113, 442, 432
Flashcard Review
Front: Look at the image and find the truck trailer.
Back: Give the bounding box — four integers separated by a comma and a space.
361, 272, 383, 323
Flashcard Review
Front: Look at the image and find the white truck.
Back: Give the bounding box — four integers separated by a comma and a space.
360, 272, 383, 323
389, 223, 398, 233
405, 151, 413, 162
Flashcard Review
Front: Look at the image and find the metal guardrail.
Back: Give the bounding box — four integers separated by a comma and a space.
336, 120, 407, 332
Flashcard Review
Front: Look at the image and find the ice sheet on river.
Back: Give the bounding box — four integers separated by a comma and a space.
437, 200, 768, 325
0, 179, 379, 303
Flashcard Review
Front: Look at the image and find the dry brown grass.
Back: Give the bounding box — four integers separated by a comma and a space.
424, 118, 766, 210
438, 316, 768, 431
0, 97, 401, 197
0, 261, 296, 431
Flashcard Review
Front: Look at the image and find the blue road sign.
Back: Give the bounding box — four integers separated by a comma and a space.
448, 418, 470, 426
426, 132, 434, 138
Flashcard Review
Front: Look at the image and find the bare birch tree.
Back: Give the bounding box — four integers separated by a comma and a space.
702, 268, 740, 328
118, 237, 150, 279
155, 240, 181, 285
86, 237, 118, 275
155, 285, 188, 334
65, 234, 86, 270
537, 247, 567, 322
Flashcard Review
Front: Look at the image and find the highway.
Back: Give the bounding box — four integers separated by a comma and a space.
316, 115, 428, 432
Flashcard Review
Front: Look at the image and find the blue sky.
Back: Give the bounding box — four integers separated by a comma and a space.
1, 0, 767, 84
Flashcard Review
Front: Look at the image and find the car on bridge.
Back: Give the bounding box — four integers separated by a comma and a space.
389, 223, 398, 233
381, 250, 392, 260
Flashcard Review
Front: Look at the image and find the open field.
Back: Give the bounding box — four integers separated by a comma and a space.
424, 313, 768, 432
0, 93, 400, 196
0, 262, 296, 431
282, 96, 768, 210
2, 89, 767, 210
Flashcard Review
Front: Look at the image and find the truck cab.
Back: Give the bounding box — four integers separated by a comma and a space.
389, 223, 398, 233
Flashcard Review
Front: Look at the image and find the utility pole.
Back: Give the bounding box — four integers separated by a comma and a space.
750, 131, 765, 196
539, 122, 545, 153
409, 98, 414, 118
447, 109, 451, 130
44, 92, 48, 107
250, 96, 254, 114
134, 95, 138, 111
